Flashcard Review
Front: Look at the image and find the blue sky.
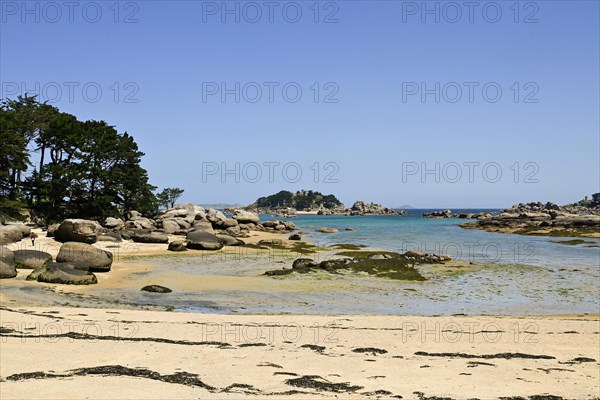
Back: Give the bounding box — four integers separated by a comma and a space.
2, 0, 599, 208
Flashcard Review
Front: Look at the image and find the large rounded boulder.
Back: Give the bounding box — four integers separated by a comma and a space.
0, 245, 16, 265
186, 231, 224, 250
232, 210, 260, 223
159, 219, 185, 235
11, 224, 31, 239
31, 262, 98, 285
213, 218, 238, 229
0, 247, 17, 279
56, 242, 113, 272
104, 217, 125, 230
0, 225, 24, 245
191, 220, 215, 234
13, 250, 52, 269
157, 203, 199, 223
216, 234, 244, 246
55, 219, 102, 244
131, 230, 169, 244
0, 261, 17, 279
46, 223, 60, 238
97, 231, 122, 243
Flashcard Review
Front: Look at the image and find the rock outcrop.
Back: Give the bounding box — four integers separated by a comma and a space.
0, 225, 25, 245
13, 250, 52, 269
0, 261, 17, 279
56, 242, 113, 272
104, 217, 125, 230
317, 201, 407, 216
233, 210, 260, 223
168, 241, 187, 252
30, 262, 98, 285
0, 246, 17, 279
141, 285, 172, 293
460, 199, 600, 238
131, 230, 169, 244
186, 231, 224, 250
55, 219, 102, 244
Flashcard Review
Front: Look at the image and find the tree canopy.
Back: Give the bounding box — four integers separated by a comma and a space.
157, 187, 185, 209
1, 95, 159, 223
253, 190, 343, 211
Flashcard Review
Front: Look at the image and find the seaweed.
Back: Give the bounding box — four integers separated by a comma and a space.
330, 243, 367, 250
414, 351, 555, 360
352, 347, 388, 355
284, 375, 363, 393
335, 250, 403, 260
300, 344, 325, 353
551, 239, 596, 246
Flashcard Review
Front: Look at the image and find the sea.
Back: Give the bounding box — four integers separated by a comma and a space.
140, 209, 600, 316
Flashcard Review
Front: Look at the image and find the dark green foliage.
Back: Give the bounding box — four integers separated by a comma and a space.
569, 193, 600, 208
157, 187, 185, 209
255, 190, 294, 208
591, 193, 600, 207
1, 95, 158, 223
253, 189, 342, 211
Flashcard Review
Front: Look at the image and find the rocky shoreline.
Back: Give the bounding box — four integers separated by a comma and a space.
0, 204, 301, 285
459, 201, 600, 238
252, 200, 407, 217
422, 209, 492, 219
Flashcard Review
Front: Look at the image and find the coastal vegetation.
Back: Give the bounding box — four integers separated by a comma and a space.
156, 188, 185, 210
0, 95, 162, 223
251, 190, 343, 211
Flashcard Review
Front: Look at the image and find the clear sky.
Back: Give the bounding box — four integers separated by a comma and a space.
2, 0, 599, 208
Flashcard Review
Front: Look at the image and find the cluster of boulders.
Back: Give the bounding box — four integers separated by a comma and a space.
317, 201, 407, 216
502, 201, 561, 216
256, 207, 298, 218
422, 210, 453, 218
460, 201, 600, 236
0, 242, 111, 284
264, 250, 451, 277
1, 203, 302, 284
43, 204, 297, 249
403, 250, 452, 263
422, 210, 491, 219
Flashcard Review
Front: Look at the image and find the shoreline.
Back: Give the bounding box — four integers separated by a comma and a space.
2, 219, 599, 399
2, 226, 599, 316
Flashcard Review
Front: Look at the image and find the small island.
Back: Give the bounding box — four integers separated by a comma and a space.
245, 190, 406, 216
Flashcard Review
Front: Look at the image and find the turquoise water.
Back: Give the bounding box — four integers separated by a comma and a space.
120, 209, 597, 316
119, 210, 600, 315
268, 210, 600, 269
36, 209, 594, 316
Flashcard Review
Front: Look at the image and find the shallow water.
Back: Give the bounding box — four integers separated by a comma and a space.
127, 255, 598, 316
283, 210, 600, 269
3, 211, 598, 316
123, 211, 599, 315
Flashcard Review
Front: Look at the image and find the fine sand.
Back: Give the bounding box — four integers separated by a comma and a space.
0, 307, 598, 399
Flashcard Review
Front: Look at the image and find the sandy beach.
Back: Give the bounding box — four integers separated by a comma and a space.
1, 307, 598, 399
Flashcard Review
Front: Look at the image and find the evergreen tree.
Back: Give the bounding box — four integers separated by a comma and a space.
1, 96, 160, 223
